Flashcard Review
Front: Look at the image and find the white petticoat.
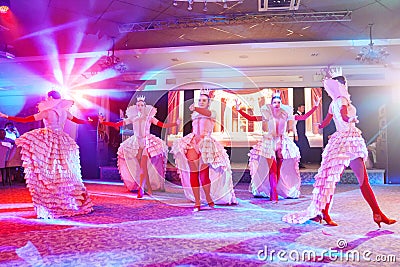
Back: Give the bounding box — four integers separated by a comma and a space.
248, 133, 301, 199
283, 126, 368, 224
16, 128, 93, 219
117, 134, 167, 191
171, 133, 237, 205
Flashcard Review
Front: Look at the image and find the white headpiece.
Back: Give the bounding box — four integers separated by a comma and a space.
199, 88, 210, 96
322, 66, 350, 100
271, 90, 281, 99
322, 66, 343, 79
136, 95, 146, 102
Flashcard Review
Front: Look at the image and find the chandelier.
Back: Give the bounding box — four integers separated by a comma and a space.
355, 24, 389, 64
99, 38, 127, 73
173, 0, 244, 12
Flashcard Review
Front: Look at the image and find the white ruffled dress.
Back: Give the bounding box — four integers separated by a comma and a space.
171, 110, 237, 205
249, 104, 301, 199
282, 96, 368, 223
15, 99, 93, 219
117, 105, 167, 192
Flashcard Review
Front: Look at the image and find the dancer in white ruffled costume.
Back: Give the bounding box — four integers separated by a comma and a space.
100, 96, 179, 198
171, 90, 237, 211
0, 90, 93, 219
282, 70, 396, 227
235, 91, 320, 202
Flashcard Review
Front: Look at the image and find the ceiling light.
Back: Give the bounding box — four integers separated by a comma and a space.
173, 0, 244, 11
0, 0, 10, 14
355, 24, 389, 64
99, 38, 128, 73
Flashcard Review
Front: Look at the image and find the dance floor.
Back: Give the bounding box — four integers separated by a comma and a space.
0, 181, 399, 266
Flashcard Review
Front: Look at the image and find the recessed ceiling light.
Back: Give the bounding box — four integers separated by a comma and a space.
171, 58, 179, 62
239, 55, 248, 59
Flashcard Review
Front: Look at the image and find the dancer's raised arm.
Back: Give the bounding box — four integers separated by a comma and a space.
294, 96, 321, 121
234, 99, 262, 121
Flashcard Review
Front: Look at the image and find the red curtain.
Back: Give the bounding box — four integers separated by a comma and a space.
167, 91, 180, 134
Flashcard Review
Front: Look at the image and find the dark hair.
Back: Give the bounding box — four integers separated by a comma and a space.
200, 93, 210, 99
271, 95, 281, 103
332, 76, 346, 85
5, 122, 14, 127
47, 90, 61, 99
297, 104, 305, 108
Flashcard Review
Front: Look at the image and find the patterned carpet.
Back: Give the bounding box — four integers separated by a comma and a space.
0, 181, 399, 267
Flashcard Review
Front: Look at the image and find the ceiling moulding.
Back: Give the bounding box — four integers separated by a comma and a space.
184, 75, 303, 83
345, 73, 385, 80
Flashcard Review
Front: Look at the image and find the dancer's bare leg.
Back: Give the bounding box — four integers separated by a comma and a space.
186, 148, 201, 211
137, 148, 145, 198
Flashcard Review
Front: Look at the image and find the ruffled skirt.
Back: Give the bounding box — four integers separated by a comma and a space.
15, 128, 93, 219
171, 133, 237, 205
249, 134, 301, 198
117, 134, 167, 191
282, 126, 368, 224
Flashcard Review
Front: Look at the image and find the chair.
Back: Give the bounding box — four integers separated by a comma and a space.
6, 145, 23, 185
0, 143, 11, 186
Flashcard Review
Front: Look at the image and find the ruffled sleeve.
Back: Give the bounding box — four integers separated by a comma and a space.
281, 104, 294, 120
145, 105, 157, 118
260, 105, 271, 121
33, 110, 47, 121
125, 105, 137, 119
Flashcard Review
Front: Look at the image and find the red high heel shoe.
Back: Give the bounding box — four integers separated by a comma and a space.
137, 188, 144, 199
208, 201, 215, 209
322, 209, 338, 226
323, 216, 338, 226
193, 204, 201, 212
311, 215, 338, 226
373, 214, 396, 228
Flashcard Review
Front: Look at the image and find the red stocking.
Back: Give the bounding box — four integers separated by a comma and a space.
269, 160, 278, 201
359, 167, 381, 214
200, 165, 213, 206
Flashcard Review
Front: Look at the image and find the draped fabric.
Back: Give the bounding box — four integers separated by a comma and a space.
167, 91, 180, 135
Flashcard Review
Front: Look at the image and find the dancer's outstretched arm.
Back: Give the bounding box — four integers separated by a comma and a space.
295, 96, 321, 121
152, 117, 180, 128
318, 113, 333, 129
99, 118, 124, 131
0, 112, 36, 123
67, 113, 93, 124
